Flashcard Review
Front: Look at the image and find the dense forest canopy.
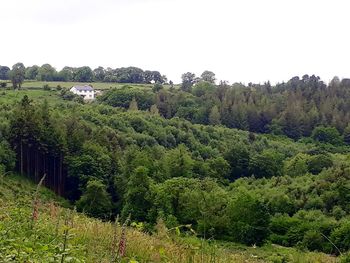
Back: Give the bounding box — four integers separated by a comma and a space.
0, 66, 350, 255
98, 74, 350, 142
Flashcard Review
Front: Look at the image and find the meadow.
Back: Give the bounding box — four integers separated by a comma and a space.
1, 80, 157, 90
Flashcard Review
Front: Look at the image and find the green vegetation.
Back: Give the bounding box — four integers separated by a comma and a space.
0, 64, 168, 85
0, 72, 350, 261
0, 173, 339, 262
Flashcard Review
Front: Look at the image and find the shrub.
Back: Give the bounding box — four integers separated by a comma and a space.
152, 83, 163, 93
340, 253, 350, 263
331, 220, 350, 253
43, 84, 51, 91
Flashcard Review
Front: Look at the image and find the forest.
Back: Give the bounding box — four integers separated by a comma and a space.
0, 70, 350, 258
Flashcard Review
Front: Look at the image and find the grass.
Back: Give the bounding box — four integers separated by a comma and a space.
0, 89, 63, 105
0, 173, 340, 262
1, 80, 176, 91
21, 80, 154, 90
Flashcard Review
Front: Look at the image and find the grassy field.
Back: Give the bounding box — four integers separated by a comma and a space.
0, 80, 160, 90
0, 89, 63, 105
0, 173, 341, 263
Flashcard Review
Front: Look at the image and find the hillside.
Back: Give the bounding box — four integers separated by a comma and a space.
0, 81, 349, 262
0, 173, 339, 262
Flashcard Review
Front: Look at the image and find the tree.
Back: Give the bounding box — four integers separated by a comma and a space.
9, 95, 38, 175
74, 66, 93, 82
284, 153, 310, 177
57, 67, 74, 81
208, 105, 221, 125
9, 63, 25, 89
181, 72, 196, 92
201, 70, 216, 83
224, 144, 250, 180
0, 66, 10, 80
25, 65, 39, 80
76, 180, 112, 219
311, 126, 343, 146
37, 64, 57, 81
129, 97, 138, 111
0, 140, 16, 171
307, 154, 333, 175
93, 66, 106, 82
343, 124, 350, 145
249, 150, 284, 178
226, 191, 270, 245
121, 166, 152, 221
192, 81, 216, 97
164, 144, 194, 178
330, 76, 341, 88
116, 67, 144, 83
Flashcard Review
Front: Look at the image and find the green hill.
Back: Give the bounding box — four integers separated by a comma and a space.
0, 83, 349, 262
0, 173, 339, 262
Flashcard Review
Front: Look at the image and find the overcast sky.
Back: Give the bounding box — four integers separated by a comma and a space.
1, 0, 349, 84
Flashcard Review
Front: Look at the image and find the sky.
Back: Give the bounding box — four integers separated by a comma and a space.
1, 0, 349, 84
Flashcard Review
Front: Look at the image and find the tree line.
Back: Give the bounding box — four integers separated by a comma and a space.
99, 73, 350, 142
0, 63, 167, 86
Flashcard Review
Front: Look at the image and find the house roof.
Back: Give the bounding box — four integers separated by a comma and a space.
72, 85, 94, 91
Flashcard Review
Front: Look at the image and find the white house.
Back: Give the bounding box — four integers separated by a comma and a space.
70, 85, 95, 100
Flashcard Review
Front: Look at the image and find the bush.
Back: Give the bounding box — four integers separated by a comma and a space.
0, 82, 7, 88
340, 253, 350, 263
0, 141, 16, 171
152, 83, 163, 93
43, 84, 51, 91
331, 220, 350, 253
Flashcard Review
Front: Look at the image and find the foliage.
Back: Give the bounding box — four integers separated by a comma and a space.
312, 126, 343, 146
0, 82, 350, 256
226, 190, 270, 245
249, 150, 284, 178
9, 63, 25, 89
0, 173, 337, 262
76, 179, 112, 219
